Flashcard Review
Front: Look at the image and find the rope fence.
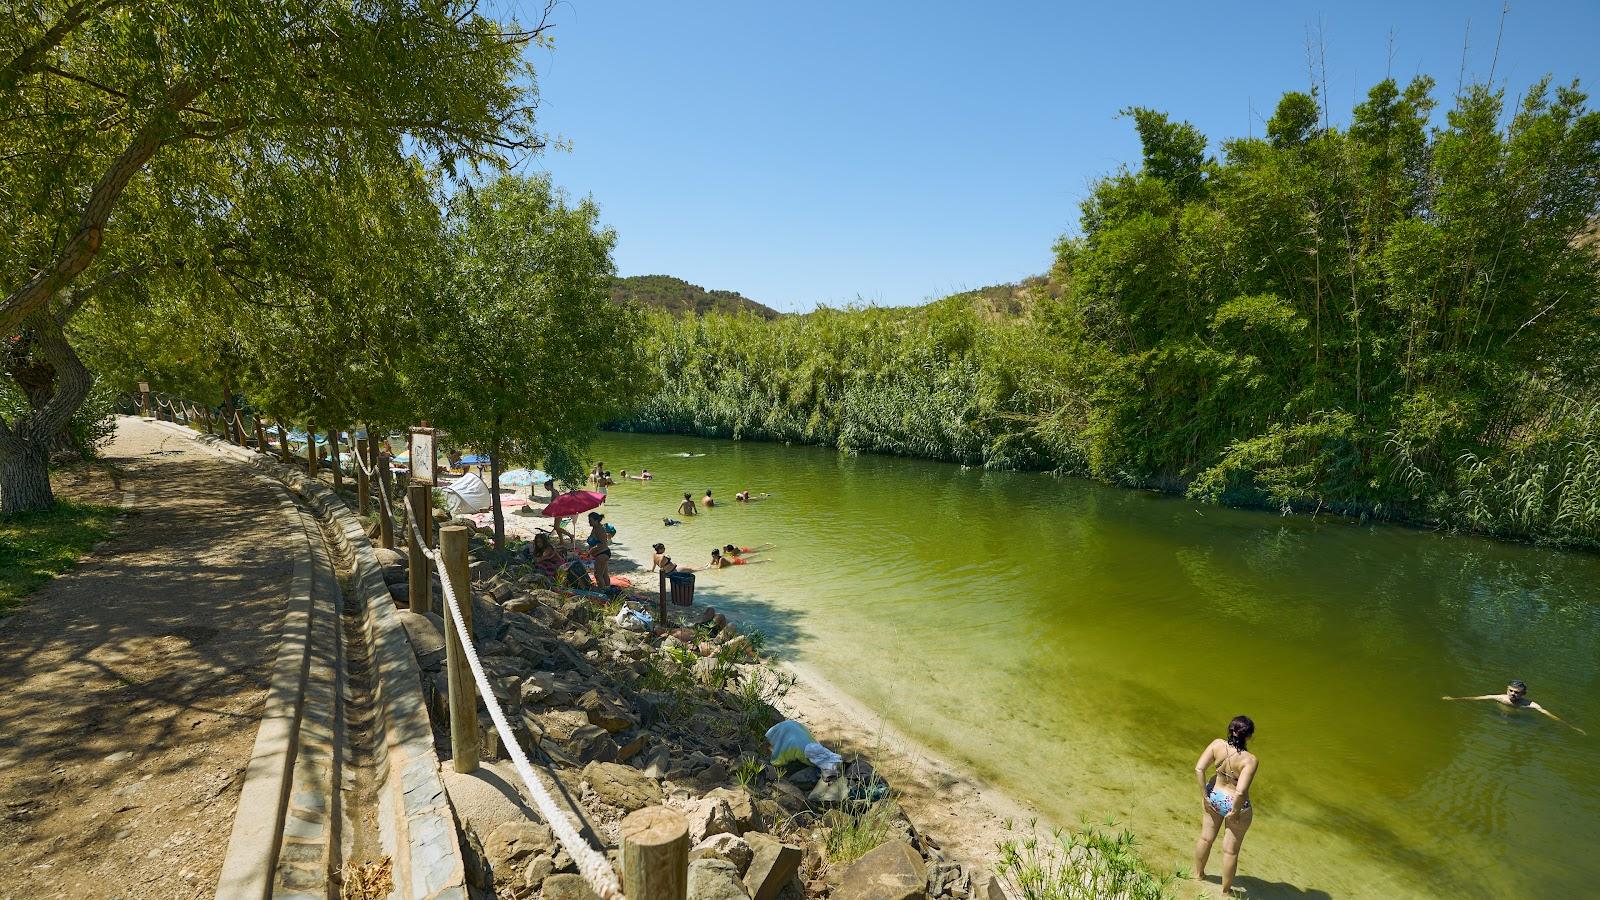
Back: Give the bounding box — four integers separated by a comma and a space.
403, 495, 625, 900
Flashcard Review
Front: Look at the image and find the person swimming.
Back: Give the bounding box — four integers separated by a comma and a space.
1193, 716, 1257, 897
676, 493, 697, 517
1444, 680, 1585, 733
735, 490, 769, 502
702, 489, 715, 508
662, 517, 682, 526
723, 543, 774, 557
709, 548, 740, 568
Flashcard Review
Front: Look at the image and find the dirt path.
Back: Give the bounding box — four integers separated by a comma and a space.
0, 417, 300, 899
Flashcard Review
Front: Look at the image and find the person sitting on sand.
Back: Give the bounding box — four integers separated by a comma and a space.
703, 489, 716, 508
1194, 716, 1258, 897
650, 542, 669, 572
529, 533, 564, 578
657, 555, 697, 574
677, 493, 697, 517
1444, 680, 1585, 733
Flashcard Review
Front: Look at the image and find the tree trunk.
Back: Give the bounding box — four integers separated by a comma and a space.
0, 432, 54, 515
0, 312, 93, 514
277, 423, 291, 461
306, 426, 319, 476
327, 429, 342, 492
490, 453, 505, 547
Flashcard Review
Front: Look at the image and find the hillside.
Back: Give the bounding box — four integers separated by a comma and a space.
611, 275, 780, 319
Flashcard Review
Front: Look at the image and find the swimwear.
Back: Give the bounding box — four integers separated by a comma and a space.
1206, 744, 1252, 815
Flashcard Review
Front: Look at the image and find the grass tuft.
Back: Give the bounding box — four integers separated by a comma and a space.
0, 501, 119, 617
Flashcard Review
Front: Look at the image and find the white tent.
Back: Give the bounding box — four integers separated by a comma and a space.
441, 472, 493, 515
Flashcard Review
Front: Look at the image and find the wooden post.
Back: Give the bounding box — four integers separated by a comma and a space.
439, 525, 478, 773
407, 481, 434, 615
202, 405, 213, 435
355, 435, 371, 516
306, 426, 319, 476
139, 383, 150, 418
659, 571, 669, 633
621, 807, 689, 900
327, 429, 343, 492
253, 415, 267, 452
377, 450, 396, 550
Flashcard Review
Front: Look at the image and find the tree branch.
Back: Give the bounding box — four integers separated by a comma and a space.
0, 0, 127, 93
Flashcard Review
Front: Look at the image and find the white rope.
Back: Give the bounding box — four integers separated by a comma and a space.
402, 497, 623, 900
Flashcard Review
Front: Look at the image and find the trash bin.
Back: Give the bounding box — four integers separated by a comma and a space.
667, 570, 695, 606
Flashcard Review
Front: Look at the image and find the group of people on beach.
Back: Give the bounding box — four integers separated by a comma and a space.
1193, 682, 1581, 895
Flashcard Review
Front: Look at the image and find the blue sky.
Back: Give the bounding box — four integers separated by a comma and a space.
511, 1, 1599, 312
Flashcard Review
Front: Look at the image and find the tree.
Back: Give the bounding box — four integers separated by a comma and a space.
0, 0, 551, 513
414, 175, 654, 546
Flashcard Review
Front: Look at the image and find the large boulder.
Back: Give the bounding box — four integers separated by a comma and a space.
395, 610, 446, 670
543, 873, 601, 900
742, 832, 802, 900
691, 833, 754, 877
582, 761, 662, 812
688, 858, 752, 900
484, 821, 555, 876
705, 787, 762, 834
685, 795, 738, 844
524, 710, 617, 765
373, 547, 405, 568
833, 840, 926, 900
577, 688, 638, 733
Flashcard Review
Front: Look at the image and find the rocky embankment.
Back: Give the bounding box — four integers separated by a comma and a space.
374, 513, 1012, 900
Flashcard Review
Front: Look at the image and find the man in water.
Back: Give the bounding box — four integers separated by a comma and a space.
676, 493, 697, 517
1443, 680, 1585, 733
702, 489, 715, 508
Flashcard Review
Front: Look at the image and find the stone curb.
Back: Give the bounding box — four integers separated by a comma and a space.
147, 420, 467, 900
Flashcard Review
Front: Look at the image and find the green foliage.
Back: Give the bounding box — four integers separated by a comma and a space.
622, 72, 1600, 547
0, 499, 118, 616
612, 275, 780, 319
996, 820, 1173, 900
822, 799, 902, 865
411, 174, 654, 544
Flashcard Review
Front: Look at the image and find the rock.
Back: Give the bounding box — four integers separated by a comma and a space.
383, 564, 409, 585
396, 605, 448, 669
505, 596, 535, 614
786, 765, 821, 790
523, 853, 556, 892
722, 635, 754, 659
582, 761, 662, 812
705, 787, 763, 833
374, 547, 405, 567
520, 672, 578, 708
472, 591, 505, 642
468, 558, 494, 580
767, 779, 809, 813
442, 762, 539, 837
634, 692, 670, 727
753, 799, 787, 832
742, 833, 803, 900
642, 748, 671, 779
834, 840, 925, 900
389, 582, 409, 605
693, 606, 717, 625
672, 627, 697, 644
462, 824, 489, 890
577, 689, 637, 733
972, 873, 1011, 900
686, 796, 738, 843
485, 577, 516, 603
691, 833, 754, 877
689, 858, 752, 900
615, 732, 649, 764
543, 873, 601, 900
693, 656, 722, 686
484, 821, 555, 874
432, 508, 450, 523
524, 709, 616, 764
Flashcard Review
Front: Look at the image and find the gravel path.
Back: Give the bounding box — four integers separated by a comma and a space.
0, 417, 300, 899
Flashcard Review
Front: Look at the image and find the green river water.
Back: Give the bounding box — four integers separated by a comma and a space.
584, 431, 1600, 899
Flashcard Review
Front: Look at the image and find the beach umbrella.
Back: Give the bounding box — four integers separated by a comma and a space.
392, 452, 410, 464
541, 490, 605, 518
459, 454, 490, 465
499, 468, 549, 487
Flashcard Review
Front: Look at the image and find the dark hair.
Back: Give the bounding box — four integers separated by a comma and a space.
1227, 715, 1255, 751
710, 548, 721, 556
705, 489, 713, 495
1509, 679, 1527, 691
652, 543, 665, 552
684, 492, 692, 500
724, 544, 736, 552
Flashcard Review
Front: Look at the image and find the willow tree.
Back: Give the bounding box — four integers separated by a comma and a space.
414, 175, 655, 546
0, 0, 550, 513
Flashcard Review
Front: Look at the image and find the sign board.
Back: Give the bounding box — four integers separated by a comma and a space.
138, 382, 150, 393
409, 427, 436, 485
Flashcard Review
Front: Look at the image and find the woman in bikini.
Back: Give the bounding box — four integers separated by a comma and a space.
586, 511, 612, 589
1193, 715, 1257, 896
529, 533, 564, 578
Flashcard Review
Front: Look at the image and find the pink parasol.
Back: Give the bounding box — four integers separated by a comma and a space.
541, 490, 605, 518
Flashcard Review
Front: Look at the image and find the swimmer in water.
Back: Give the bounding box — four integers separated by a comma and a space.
662, 517, 682, 526
676, 493, 697, 517
1443, 680, 1585, 733
702, 489, 715, 508
723, 543, 774, 558
709, 548, 738, 568
735, 490, 769, 502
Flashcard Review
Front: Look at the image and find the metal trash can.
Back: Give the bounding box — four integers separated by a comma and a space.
667, 570, 695, 606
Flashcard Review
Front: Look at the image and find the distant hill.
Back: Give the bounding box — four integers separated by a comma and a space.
612, 275, 781, 319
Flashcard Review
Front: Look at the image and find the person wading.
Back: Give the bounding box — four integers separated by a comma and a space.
1194, 715, 1258, 896
677, 492, 697, 517
1443, 680, 1585, 733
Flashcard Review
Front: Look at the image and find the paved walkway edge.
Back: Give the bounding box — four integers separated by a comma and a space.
147, 420, 466, 900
